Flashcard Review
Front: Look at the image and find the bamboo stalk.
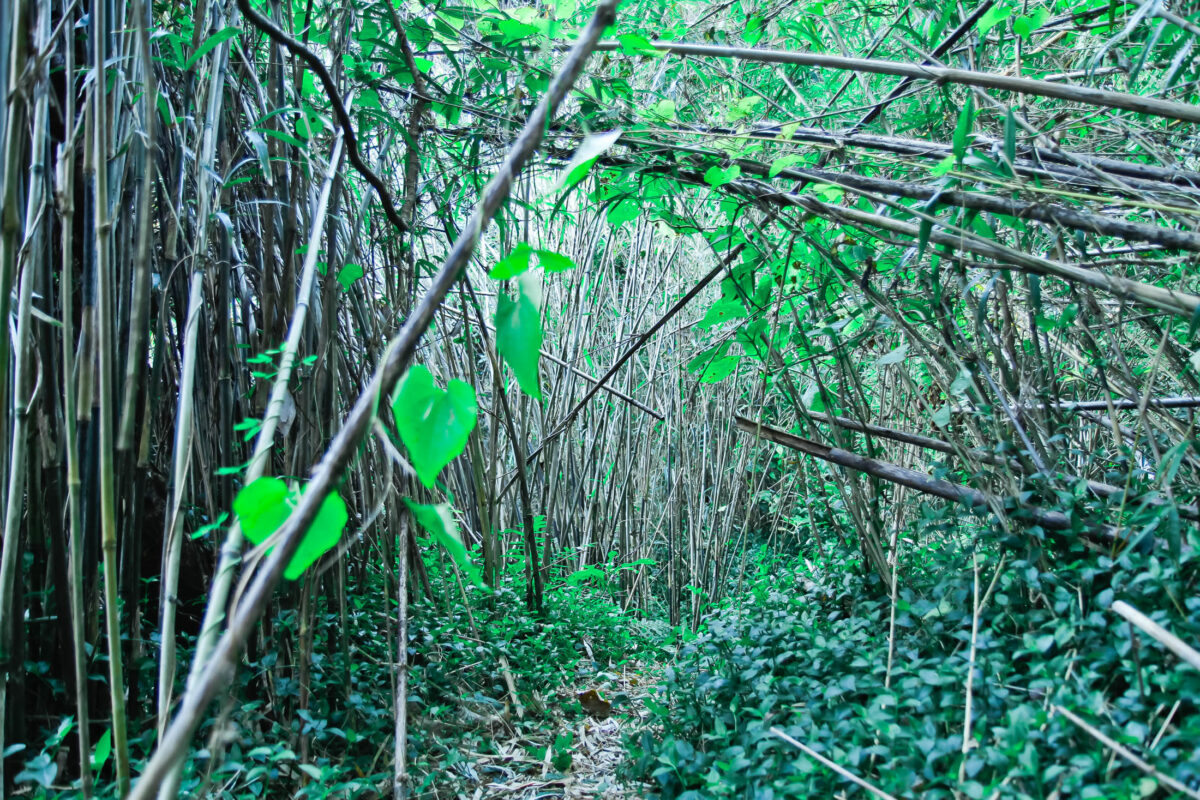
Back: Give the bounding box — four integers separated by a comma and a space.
156, 124, 348, 800
594, 40, 1200, 124
92, 0, 132, 787
0, 0, 39, 785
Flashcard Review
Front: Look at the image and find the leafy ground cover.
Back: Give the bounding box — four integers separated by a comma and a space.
626, 519, 1200, 799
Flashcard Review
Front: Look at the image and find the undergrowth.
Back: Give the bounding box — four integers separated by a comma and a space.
626, 514, 1200, 799
16, 540, 659, 799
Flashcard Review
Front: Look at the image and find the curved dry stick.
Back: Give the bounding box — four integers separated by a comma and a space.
126, 2, 618, 794
235, 0, 409, 234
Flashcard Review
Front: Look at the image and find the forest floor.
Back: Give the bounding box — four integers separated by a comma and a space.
462, 662, 658, 798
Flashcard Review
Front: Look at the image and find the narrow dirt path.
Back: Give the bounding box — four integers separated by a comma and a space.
464, 663, 657, 798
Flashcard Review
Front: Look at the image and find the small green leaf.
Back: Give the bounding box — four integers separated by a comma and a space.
337, 263, 364, 290
536, 249, 576, 273
977, 4, 1012, 34
190, 512, 229, 540
1003, 108, 1016, 174
91, 729, 112, 773
405, 500, 483, 587
233, 477, 292, 548
918, 218, 933, 261
1013, 8, 1048, 39
552, 129, 622, 192
699, 297, 747, 328
567, 566, 605, 585
727, 96, 762, 122
298, 763, 323, 780
649, 99, 676, 120
617, 33, 659, 56
768, 154, 802, 178
932, 404, 952, 428
392, 365, 479, 488
704, 164, 742, 188
952, 97, 974, 161
495, 281, 544, 401
700, 355, 739, 383
606, 197, 640, 227
490, 242, 535, 279
234, 477, 348, 580
930, 155, 955, 177
184, 26, 239, 71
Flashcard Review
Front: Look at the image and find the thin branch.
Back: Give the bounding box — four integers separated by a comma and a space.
595, 40, 1200, 124
235, 0, 409, 234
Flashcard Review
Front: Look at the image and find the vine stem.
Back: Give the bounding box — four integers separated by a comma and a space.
234, 0, 409, 234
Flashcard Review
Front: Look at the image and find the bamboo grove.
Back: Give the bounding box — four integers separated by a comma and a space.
0, 0, 1199, 795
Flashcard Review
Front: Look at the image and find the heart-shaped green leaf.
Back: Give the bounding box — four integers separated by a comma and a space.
495, 282, 544, 401
392, 365, 478, 487
606, 197, 640, 227
234, 477, 348, 580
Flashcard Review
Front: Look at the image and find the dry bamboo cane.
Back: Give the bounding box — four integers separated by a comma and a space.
156, 8, 232, 736
54, 11, 92, 790
0, 0, 44, 787
594, 40, 1200, 124
92, 0, 132, 787
0, 2, 30, 783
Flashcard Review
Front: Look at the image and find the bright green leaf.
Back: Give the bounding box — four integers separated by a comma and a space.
930, 155, 956, 177
649, 99, 676, 120
490, 242, 535, 279
536, 249, 575, 273
184, 26, 239, 71
1013, 8, 1048, 38
700, 355, 739, 383
392, 365, 479, 488
91, 729, 112, 773
699, 297, 747, 328
234, 477, 348, 580
977, 4, 1012, 34
337, 263, 364, 290
405, 500, 484, 587
617, 33, 660, 56
495, 282, 544, 401
768, 155, 802, 178
704, 165, 742, 188
607, 197, 640, 227
952, 97, 974, 161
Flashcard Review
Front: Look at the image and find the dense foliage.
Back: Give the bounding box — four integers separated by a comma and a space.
630, 521, 1200, 799
2, 0, 1200, 795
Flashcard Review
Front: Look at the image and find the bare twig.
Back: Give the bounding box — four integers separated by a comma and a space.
1053, 705, 1200, 800
1112, 600, 1200, 671
770, 727, 899, 800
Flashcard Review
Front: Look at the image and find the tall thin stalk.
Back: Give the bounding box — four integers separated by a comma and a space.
91, 0, 131, 789
0, 0, 31, 788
